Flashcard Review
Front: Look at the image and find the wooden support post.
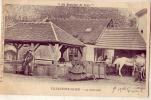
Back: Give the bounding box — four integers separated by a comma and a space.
13, 43, 24, 60
77, 47, 83, 61
12, 43, 24, 73
30, 43, 35, 74
18, 44, 23, 50
77, 47, 83, 57
59, 44, 63, 50
13, 43, 19, 60
94, 48, 97, 61
16, 49, 19, 60
33, 43, 40, 68
34, 43, 40, 52
60, 45, 69, 58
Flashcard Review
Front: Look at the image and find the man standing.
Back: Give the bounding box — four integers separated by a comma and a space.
134, 53, 146, 81
22, 50, 34, 76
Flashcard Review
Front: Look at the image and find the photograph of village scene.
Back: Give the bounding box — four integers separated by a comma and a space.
0, 2, 149, 96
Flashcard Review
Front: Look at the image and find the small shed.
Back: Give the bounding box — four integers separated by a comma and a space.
4, 21, 84, 76
5, 21, 84, 59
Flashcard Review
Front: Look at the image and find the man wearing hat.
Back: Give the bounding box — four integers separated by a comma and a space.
22, 49, 34, 76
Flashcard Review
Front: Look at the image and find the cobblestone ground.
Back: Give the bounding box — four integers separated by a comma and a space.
0, 73, 146, 95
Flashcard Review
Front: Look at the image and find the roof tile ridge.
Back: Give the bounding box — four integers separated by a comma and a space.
95, 19, 112, 43
51, 22, 84, 45
50, 22, 59, 41
92, 18, 111, 32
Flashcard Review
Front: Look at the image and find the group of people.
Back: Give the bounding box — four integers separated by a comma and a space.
97, 55, 113, 66
134, 53, 146, 81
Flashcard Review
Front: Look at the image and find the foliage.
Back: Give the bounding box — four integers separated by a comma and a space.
5, 4, 136, 27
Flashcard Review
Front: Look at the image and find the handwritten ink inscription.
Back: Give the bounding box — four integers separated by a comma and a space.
112, 86, 145, 94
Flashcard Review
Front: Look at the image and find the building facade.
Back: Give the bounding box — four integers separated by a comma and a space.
135, 9, 147, 43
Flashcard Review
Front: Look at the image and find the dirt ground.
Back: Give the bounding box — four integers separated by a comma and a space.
0, 73, 146, 96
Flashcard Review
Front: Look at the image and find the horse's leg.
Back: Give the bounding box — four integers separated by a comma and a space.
132, 63, 136, 76
119, 64, 123, 77
115, 64, 119, 74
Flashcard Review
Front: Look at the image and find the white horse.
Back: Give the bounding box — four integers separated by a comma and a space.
113, 55, 145, 77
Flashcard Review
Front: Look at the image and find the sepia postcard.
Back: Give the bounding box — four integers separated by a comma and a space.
0, 0, 150, 97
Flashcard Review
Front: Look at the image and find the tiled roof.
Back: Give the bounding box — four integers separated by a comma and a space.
51, 18, 110, 44
5, 22, 84, 46
96, 28, 146, 50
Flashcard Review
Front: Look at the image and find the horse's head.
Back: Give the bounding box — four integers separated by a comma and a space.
112, 57, 119, 65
